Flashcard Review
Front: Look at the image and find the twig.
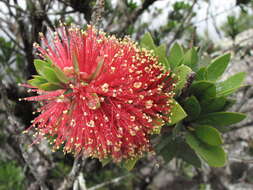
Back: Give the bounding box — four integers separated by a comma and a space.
59, 156, 86, 190
91, 0, 105, 30
0, 81, 50, 189
78, 172, 87, 190
229, 120, 253, 132
106, 0, 158, 34
167, 0, 198, 48
229, 157, 253, 164
234, 86, 253, 112
88, 175, 129, 190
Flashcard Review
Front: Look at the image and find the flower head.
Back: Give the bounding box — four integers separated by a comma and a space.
22, 25, 175, 162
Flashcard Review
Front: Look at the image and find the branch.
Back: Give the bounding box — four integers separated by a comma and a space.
167, 0, 198, 48
91, 0, 105, 29
233, 86, 253, 112
0, 81, 51, 189
229, 120, 253, 132
59, 0, 93, 23
59, 157, 86, 190
88, 175, 129, 190
106, 0, 158, 34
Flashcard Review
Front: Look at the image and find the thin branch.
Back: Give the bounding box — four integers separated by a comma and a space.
229, 121, 253, 132
0, 21, 24, 51
167, 0, 198, 48
91, 0, 105, 29
0, 81, 50, 189
234, 86, 253, 112
88, 175, 129, 190
48, 9, 76, 15
59, 157, 86, 190
106, 0, 158, 34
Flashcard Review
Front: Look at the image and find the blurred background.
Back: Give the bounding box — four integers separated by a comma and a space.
0, 0, 253, 189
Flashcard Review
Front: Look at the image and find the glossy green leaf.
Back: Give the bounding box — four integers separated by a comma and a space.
39, 83, 62, 91
206, 53, 231, 81
43, 66, 62, 83
174, 65, 192, 95
156, 44, 166, 56
186, 133, 227, 167
28, 75, 47, 87
196, 112, 246, 127
169, 100, 187, 125
34, 59, 51, 76
155, 134, 173, 153
195, 125, 223, 146
159, 138, 177, 162
190, 81, 216, 101
176, 141, 202, 168
155, 44, 169, 69
46, 57, 69, 83
140, 32, 156, 50
53, 66, 69, 83
181, 48, 198, 71
168, 42, 184, 69
201, 97, 227, 113
183, 96, 201, 120
123, 157, 139, 171
195, 67, 207, 81
216, 72, 246, 97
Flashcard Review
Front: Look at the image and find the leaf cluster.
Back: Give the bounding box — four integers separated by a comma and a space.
136, 33, 247, 169
28, 59, 69, 91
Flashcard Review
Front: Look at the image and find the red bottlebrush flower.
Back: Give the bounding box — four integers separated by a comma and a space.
22, 25, 175, 162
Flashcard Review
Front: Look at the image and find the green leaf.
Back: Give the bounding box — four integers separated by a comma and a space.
190, 81, 216, 101
140, 32, 155, 50
174, 65, 192, 95
156, 44, 166, 57
195, 67, 207, 81
46, 57, 69, 83
181, 48, 198, 71
201, 97, 227, 113
176, 141, 202, 168
168, 42, 184, 69
159, 137, 177, 163
182, 96, 201, 120
155, 44, 169, 69
195, 125, 223, 146
28, 75, 47, 87
34, 59, 51, 76
52, 66, 69, 83
196, 112, 246, 127
216, 72, 246, 97
186, 133, 227, 167
123, 157, 139, 171
156, 134, 172, 152
169, 100, 187, 125
157, 135, 201, 166
39, 83, 62, 91
206, 53, 231, 81
43, 66, 62, 83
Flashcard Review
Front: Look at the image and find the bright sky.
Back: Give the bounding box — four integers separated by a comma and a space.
139, 0, 239, 42
0, 0, 239, 42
